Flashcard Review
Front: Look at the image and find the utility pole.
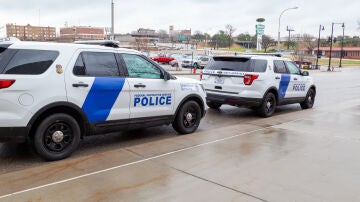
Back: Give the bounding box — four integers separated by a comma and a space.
315, 25, 324, 69
286, 26, 294, 49
328, 22, 344, 71
111, 0, 114, 40
328, 23, 334, 71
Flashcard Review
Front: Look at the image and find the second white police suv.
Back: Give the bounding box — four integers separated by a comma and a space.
0, 40, 206, 161
201, 54, 316, 117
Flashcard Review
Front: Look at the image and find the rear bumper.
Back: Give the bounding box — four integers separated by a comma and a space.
206, 93, 262, 107
0, 127, 28, 142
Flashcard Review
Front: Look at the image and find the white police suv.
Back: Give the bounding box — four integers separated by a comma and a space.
0, 40, 206, 160
201, 54, 316, 117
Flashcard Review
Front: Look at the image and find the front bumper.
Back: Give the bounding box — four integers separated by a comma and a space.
206, 93, 262, 107
0, 127, 28, 142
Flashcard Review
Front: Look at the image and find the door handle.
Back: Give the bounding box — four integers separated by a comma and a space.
275, 76, 280, 80
72, 83, 89, 87
294, 78, 298, 80
134, 84, 146, 88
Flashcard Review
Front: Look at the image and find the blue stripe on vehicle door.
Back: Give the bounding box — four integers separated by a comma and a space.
82, 77, 125, 123
279, 74, 291, 99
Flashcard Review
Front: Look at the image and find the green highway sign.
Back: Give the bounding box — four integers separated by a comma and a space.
256, 30, 264, 35
256, 24, 265, 29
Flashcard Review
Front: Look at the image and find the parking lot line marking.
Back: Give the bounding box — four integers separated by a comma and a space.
0, 119, 302, 199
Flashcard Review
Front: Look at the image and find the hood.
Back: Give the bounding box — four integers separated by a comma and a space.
175, 76, 201, 84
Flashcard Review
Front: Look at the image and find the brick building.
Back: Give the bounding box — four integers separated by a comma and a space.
60, 26, 105, 42
169, 26, 191, 42
5, 24, 56, 41
314, 47, 360, 60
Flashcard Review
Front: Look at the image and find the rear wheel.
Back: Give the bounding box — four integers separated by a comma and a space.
300, 88, 315, 109
207, 101, 222, 109
172, 101, 202, 134
256, 92, 276, 117
34, 113, 81, 161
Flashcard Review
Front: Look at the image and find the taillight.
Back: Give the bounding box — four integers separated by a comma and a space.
200, 71, 203, 81
243, 74, 259, 85
0, 79, 16, 89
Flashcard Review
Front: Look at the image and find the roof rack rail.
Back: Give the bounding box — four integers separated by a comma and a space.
241, 53, 282, 57
74, 40, 120, 48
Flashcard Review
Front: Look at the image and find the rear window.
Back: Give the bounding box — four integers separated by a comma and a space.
2, 49, 58, 75
205, 57, 267, 72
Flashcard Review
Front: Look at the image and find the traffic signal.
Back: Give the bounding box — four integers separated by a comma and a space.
328, 37, 332, 42
333, 37, 337, 43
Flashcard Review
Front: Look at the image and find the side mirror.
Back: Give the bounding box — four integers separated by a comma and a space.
302, 71, 309, 76
163, 71, 171, 81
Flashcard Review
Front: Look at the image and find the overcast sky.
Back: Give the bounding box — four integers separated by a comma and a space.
0, 0, 359, 38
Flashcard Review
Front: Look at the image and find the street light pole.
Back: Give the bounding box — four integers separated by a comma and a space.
277, 6, 298, 51
328, 23, 334, 71
328, 22, 344, 71
111, 0, 114, 40
315, 25, 324, 69
339, 23, 345, 68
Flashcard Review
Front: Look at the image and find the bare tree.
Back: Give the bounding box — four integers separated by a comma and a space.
157, 29, 169, 41
225, 24, 236, 49
302, 34, 316, 55
262, 35, 276, 52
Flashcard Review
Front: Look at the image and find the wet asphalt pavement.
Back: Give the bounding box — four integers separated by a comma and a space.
0, 67, 360, 201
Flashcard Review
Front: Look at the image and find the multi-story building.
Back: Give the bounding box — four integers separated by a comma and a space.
5, 24, 56, 41
60, 26, 105, 42
169, 26, 191, 42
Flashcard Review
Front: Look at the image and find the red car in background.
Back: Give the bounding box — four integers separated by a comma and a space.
149, 53, 175, 64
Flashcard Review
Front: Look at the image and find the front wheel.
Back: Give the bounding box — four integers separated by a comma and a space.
34, 113, 81, 161
300, 89, 315, 109
172, 101, 202, 134
256, 92, 276, 117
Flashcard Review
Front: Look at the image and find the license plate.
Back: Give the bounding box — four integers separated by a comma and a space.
214, 77, 225, 84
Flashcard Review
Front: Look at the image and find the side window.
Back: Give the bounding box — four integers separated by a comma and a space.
4, 49, 58, 75
74, 52, 119, 77
73, 55, 86, 76
274, 60, 288, 74
285, 61, 301, 75
251, 59, 267, 72
121, 54, 161, 79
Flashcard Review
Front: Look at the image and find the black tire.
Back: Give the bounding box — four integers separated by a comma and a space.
34, 113, 81, 161
172, 101, 202, 134
207, 101, 222, 109
257, 92, 276, 117
300, 88, 315, 109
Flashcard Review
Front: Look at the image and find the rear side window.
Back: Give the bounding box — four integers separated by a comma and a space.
3, 49, 58, 75
274, 60, 288, 74
73, 52, 119, 77
205, 57, 267, 72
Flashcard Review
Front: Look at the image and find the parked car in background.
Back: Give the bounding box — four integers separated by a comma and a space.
155, 53, 175, 64
169, 53, 184, 67
199, 56, 212, 69
294, 60, 313, 69
148, 52, 159, 61
181, 55, 202, 68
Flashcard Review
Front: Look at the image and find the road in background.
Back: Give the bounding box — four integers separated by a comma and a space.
0, 68, 360, 201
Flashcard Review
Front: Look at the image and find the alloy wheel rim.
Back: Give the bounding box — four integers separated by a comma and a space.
44, 122, 73, 153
